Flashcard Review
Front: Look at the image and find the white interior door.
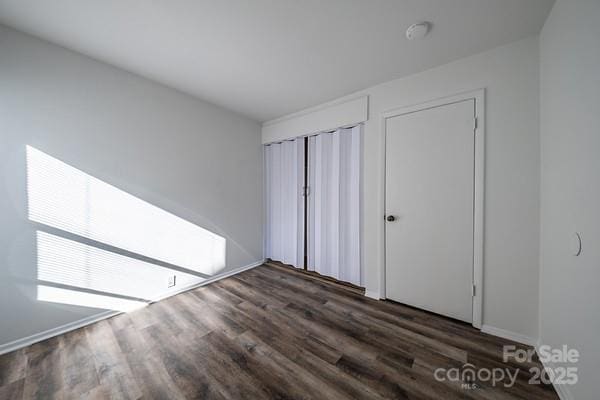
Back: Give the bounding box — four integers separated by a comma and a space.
385, 99, 475, 323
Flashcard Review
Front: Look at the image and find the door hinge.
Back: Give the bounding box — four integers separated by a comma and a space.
474, 117, 478, 131
302, 186, 310, 197
472, 284, 476, 297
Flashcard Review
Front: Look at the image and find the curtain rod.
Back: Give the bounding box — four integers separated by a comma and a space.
264, 123, 362, 146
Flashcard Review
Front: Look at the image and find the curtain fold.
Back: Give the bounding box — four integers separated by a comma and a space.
264, 139, 304, 268
308, 125, 361, 285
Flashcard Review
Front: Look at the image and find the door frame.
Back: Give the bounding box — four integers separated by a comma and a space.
380, 89, 485, 329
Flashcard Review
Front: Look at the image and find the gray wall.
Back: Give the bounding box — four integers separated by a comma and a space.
0, 26, 263, 347
539, 1, 600, 398
360, 37, 541, 340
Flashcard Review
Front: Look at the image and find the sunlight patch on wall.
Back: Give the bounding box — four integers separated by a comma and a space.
37, 231, 201, 304
37, 285, 147, 313
26, 145, 226, 276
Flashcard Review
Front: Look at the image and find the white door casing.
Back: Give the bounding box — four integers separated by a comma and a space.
382, 90, 484, 328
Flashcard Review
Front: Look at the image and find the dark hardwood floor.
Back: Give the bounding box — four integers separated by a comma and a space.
0, 263, 558, 399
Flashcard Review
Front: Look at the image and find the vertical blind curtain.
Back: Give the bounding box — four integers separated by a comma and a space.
264, 139, 305, 268
308, 125, 361, 286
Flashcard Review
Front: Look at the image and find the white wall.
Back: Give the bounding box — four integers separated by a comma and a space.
539, 1, 600, 398
264, 36, 542, 341
0, 26, 263, 347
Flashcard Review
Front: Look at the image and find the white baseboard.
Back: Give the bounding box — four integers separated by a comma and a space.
541, 365, 574, 400
551, 383, 573, 400
0, 310, 120, 356
0, 259, 265, 356
535, 343, 574, 400
476, 333, 574, 399
152, 260, 265, 302
364, 289, 381, 300
481, 324, 538, 346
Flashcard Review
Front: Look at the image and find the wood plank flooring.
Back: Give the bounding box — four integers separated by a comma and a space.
0, 264, 558, 399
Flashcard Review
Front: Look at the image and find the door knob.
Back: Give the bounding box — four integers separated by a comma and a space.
386, 215, 396, 222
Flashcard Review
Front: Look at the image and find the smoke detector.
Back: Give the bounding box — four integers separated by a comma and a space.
406, 22, 431, 40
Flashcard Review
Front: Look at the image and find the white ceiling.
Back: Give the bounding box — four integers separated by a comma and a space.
0, 0, 554, 122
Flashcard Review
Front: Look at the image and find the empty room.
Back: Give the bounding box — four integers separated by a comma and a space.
0, 1, 597, 399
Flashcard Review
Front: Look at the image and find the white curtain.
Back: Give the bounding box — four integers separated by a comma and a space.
308, 125, 361, 285
264, 139, 305, 268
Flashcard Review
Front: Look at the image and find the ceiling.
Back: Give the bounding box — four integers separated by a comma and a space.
0, 0, 554, 122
